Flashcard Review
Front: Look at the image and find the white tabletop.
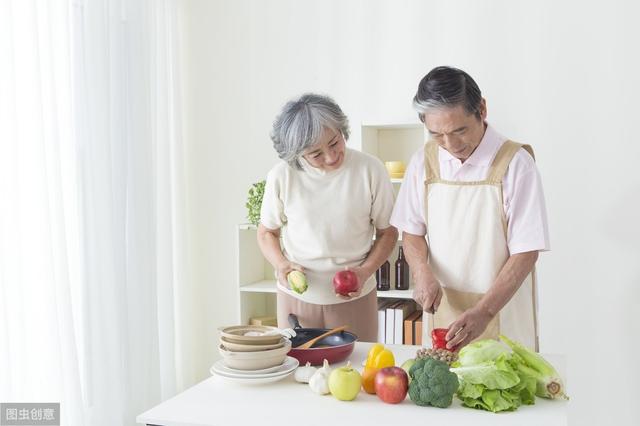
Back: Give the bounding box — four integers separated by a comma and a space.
137, 342, 567, 426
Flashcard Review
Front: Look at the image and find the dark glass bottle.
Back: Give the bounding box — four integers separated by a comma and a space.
395, 246, 410, 290
376, 261, 390, 291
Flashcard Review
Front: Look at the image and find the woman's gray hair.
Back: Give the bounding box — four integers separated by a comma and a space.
413, 66, 483, 122
271, 93, 350, 169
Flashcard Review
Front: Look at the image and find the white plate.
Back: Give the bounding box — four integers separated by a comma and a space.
215, 361, 285, 375
213, 370, 296, 385
211, 356, 298, 379
210, 356, 299, 380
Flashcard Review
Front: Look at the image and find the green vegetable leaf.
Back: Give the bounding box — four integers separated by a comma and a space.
500, 335, 568, 400
450, 359, 520, 390
457, 381, 484, 399
451, 337, 553, 412
481, 389, 513, 412
457, 339, 510, 366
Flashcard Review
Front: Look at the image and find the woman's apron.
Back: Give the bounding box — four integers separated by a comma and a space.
422, 140, 539, 350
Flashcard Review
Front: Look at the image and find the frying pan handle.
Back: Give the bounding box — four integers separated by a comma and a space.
288, 313, 302, 329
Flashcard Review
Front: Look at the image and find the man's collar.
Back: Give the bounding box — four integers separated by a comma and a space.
438, 123, 505, 166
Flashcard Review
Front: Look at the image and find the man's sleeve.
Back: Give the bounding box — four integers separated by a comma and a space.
505, 150, 551, 254
390, 151, 427, 236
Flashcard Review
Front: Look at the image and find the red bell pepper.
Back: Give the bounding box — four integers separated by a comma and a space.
431, 328, 449, 350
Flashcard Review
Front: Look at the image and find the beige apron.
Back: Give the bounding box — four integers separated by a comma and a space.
422, 140, 539, 350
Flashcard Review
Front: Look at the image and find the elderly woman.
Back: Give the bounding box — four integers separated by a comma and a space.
257, 93, 398, 342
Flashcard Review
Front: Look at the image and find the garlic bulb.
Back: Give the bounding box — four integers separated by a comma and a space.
294, 362, 317, 384
308, 359, 331, 395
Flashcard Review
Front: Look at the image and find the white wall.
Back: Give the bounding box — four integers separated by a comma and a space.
179, 1, 639, 424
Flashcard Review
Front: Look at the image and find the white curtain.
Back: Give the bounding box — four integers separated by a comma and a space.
0, 1, 188, 425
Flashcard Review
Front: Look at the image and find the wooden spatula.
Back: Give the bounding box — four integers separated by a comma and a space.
297, 325, 348, 349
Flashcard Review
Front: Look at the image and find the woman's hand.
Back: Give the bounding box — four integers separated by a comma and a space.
335, 266, 371, 300
257, 224, 304, 289
276, 260, 305, 289
445, 305, 494, 351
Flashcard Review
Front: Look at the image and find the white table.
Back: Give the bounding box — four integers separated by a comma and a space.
137, 342, 567, 426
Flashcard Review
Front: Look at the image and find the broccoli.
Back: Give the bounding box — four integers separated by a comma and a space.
408, 357, 459, 408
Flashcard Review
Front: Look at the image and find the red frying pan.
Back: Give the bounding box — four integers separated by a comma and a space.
286, 314, 358, 365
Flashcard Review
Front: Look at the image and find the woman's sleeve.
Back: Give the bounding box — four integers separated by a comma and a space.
369, 160, 396, 229
259, 167, 286, 229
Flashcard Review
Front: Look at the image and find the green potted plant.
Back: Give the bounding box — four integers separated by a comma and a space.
245, 180, 266, 226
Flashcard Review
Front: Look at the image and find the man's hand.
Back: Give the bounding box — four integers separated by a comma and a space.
402, 232, 442, 313
275, 260, 305, 289
445, 305, 493, 350
445, 250, 539, 350
412, 275, 443, 313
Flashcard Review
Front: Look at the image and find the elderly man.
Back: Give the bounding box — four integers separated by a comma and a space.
391, 66, 549, 350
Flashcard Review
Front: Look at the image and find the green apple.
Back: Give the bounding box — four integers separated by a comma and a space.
328, 362, 362, 401
400, 358, 416, 382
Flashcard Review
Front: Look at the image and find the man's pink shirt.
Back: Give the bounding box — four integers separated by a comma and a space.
390, 124, 550, 255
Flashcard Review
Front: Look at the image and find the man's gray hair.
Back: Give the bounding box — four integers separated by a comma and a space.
413, 66, 483, 122
271, 93, 350, 169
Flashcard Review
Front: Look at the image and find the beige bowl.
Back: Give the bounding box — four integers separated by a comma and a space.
219, 325, 282, 345
220, 337, 286, 352
385, 161, 406, 174
218, 341, 292, 371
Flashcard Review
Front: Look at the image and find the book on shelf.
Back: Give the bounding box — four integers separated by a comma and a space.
377, 299, 393, 343
385, 300, 400, 344
393, 300, 416, 344
403, 310, 422, 345
415, 311, 423, 346
379, 298, 417, 344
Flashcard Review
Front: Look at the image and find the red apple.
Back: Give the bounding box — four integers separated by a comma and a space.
374, 367, 409, 404
332, 270, 359, 296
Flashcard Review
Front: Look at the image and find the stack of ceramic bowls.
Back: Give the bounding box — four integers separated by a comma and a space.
213, 325, 298, 384
218, 325, 292, 371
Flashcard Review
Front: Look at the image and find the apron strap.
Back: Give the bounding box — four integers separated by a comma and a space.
424, 141, 440, 182
423, 141, 440, 233
486, 140, 535, 183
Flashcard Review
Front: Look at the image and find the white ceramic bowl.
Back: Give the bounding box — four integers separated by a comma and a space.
218, 340, 292, 371
220, 336, 286, 352
219, 325, 282, 345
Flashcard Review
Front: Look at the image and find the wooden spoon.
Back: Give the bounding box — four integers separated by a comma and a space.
297, 325, 349, 350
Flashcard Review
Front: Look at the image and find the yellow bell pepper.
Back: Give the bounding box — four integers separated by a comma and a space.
365, 344, 395, 369
373, 349, 395, 369
365, 343, 384, 368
